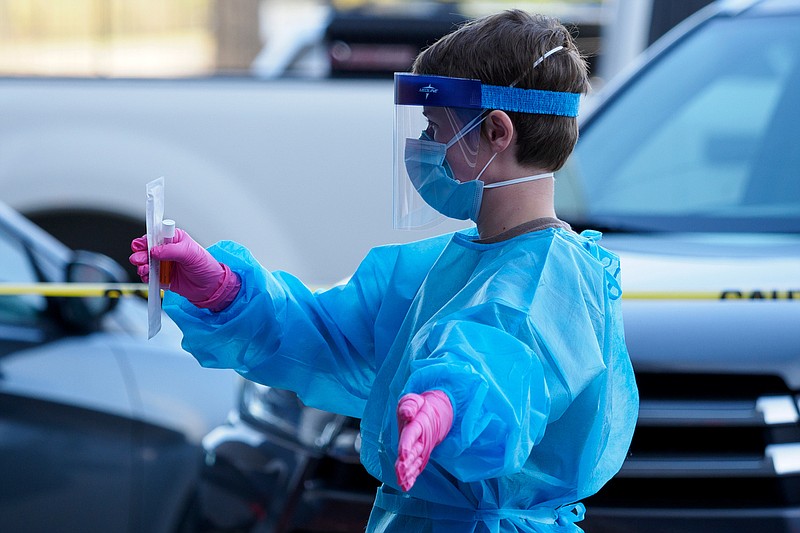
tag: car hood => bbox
[598,232,800,390]
[601,232,800,296]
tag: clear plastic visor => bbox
[393,103,486,229]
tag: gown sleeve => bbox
[163,240,397,418]
[402,306,550,482]
[401,240,610,483]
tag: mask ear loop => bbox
[445,109,492,173]
[475,152,498,181]
[445,110,490,150]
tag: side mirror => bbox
[57,250,128,332]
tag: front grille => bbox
[296,373,800,513]
[588,372,800,509]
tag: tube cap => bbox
[162,219,176,240]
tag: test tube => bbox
[160,219,176,289]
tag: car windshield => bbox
[556,13,800,233]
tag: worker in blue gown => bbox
[130,9,638,532]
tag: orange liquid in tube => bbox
[160,219,176,288]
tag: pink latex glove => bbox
[395,390,453,491]
[129,228,240,312]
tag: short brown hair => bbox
[412,10,589,170]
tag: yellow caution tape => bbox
[0,284,794,302]
[0,283,150,298]
[622,291,723,300]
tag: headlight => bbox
[240,381,344,449]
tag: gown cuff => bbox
[190,263,242,312]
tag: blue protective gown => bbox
[164,226,639,533]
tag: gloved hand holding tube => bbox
[129,228,241,312]
[395,390,453,491]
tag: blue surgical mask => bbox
[404,127,553,223]
[404,130,486,222]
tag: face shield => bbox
[392,71,582,230]
[394,74,488,229]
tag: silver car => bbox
[0,200,239,533]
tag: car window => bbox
[0,225,46,324]
[558,14,800,232]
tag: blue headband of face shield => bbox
[394,73,580,117]
[393,72,578,229]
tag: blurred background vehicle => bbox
[0,199,239,533]
[0,0,711,286]
[195,1,800,532]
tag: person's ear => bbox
[483,110,515,152]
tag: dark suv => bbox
[196,1,800,531]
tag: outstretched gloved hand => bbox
[129,229,241,312]
[395,390,453,491]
